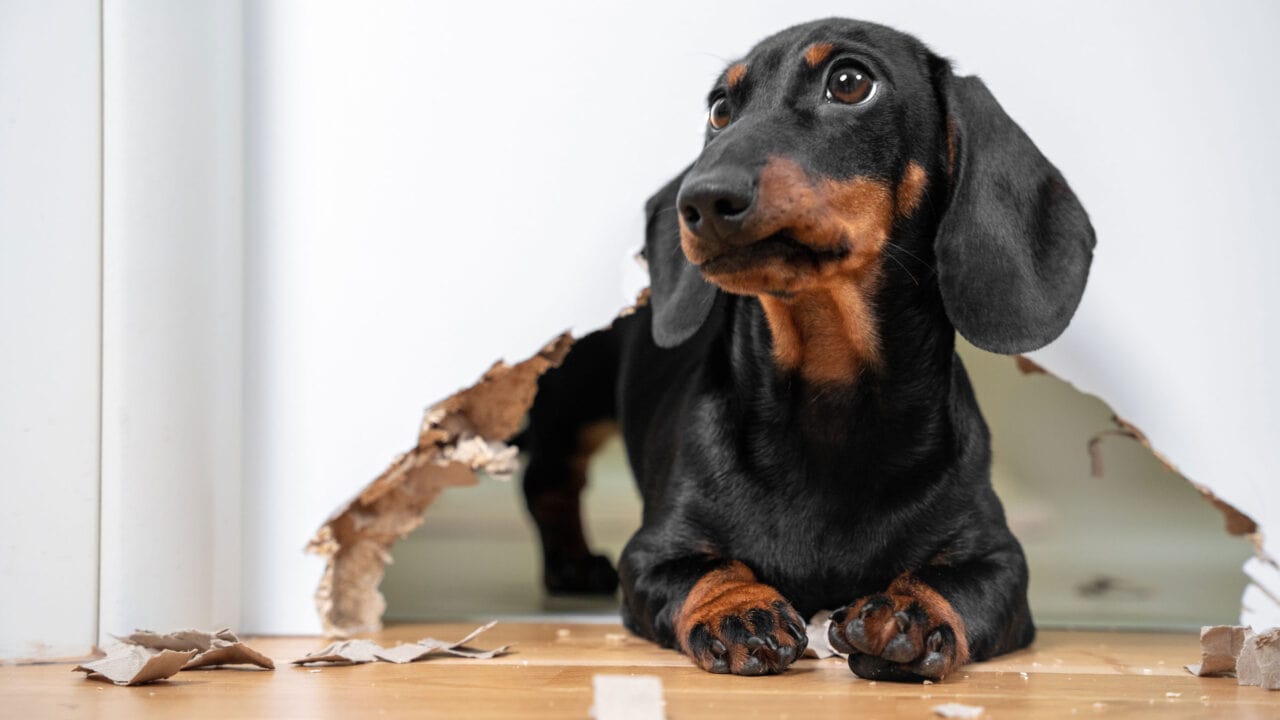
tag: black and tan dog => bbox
[520,18,1094,682]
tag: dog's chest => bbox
[695,454,934,614]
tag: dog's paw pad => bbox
[828,586,966,682]
[683,597,807,675]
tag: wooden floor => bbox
[3,624,1278,719]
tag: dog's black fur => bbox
[521,18,1094,682]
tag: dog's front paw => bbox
[828,578,970,682]
[676,563,807,675]
[683,596,807,675]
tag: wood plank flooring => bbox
[3,623,1277,719]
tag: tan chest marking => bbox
[759,285,883,384]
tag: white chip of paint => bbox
[590,674,666,720]
[932,702,984,718]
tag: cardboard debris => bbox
[1186,625,1249,677]
[1236,630,1263,686]
[74,646,198,686]
[931,703,984,718]
[1237,628,1280,689]
[296,638,383,665]
[803,610,841,659]
[589,674,666,720]
[116,628,275,670]
[1185,625,1280,689]
[307,333,575,636]
[74,628,274,685]
[293,621,510,666]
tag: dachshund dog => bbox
[520,17,1094,682]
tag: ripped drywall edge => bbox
[306,291,651,637]
[1023,353,1273,576]
[1025,357,1274,625]
[1013,354,1047,375]
[1087,411,1266,556]
[306,332,575,637]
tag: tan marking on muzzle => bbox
[679,156,895,384]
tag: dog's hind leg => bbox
[519,326,621,595]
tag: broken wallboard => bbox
[1186,625,1280,690]
[74,629,273,685]
[293,621,510,665]
[307,333,574,636]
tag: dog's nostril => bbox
[682,205,702,226]
[713,197,750,218]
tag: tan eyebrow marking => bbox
[804,42,835,68]
[726,63,747,88]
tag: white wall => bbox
[242,0,1280,633]
[0,0,102,660]
[98,0,244,640]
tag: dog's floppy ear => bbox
[644,168,718,348]
[932,64,1096,355]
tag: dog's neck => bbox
[757,285,884,385]
[726,277,957,455]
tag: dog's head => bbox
[646,18,1095,356]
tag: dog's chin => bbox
[697,232,847,295]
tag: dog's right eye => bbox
[708,97,731,130]
[826,62,875,105]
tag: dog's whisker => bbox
[883,241,934,270]
[882,246,920,286]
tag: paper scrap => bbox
[296,638,383,665]
[932,702,984,718]
[117,628,275,670]
[74,627,273,685]
[74,646,198,686]
[590,674,666,720]
[294,621,510,666]
[803,609,842,659]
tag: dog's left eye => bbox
[708,96,731,130]
[826,63,875,104]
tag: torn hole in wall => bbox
[306,332,576,636]
[308,295,1268,635]
[950,342,1257,628]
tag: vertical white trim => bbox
[98,0,243,641]
[0,0,104,661]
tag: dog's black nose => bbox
[678,172,756,241]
